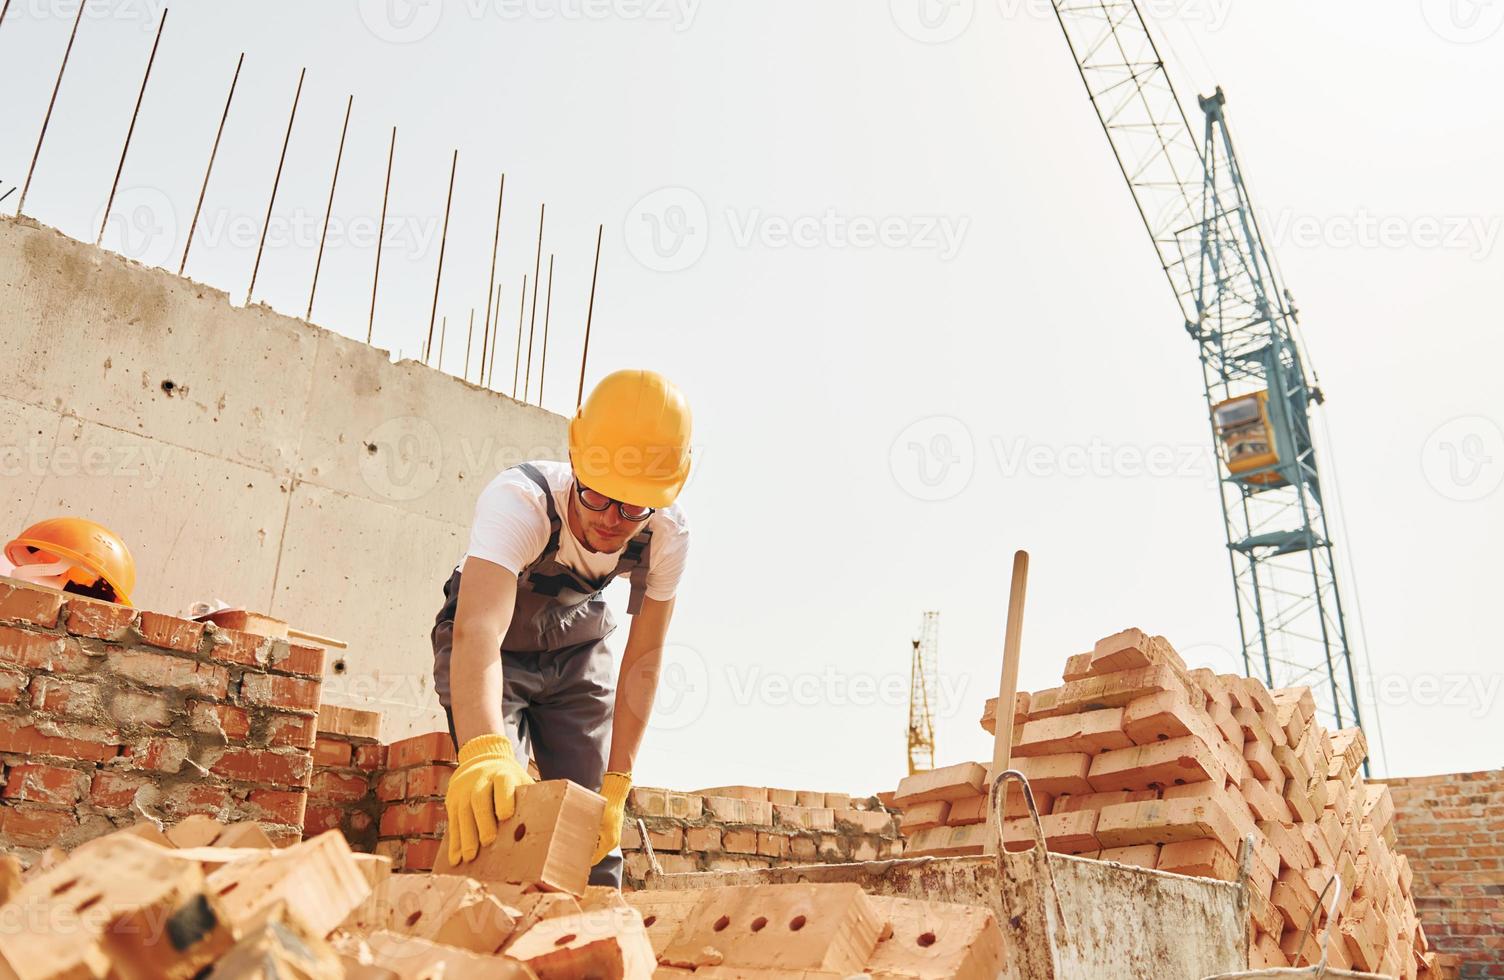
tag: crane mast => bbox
[1049,1,1365,744]
[908,611,939,776]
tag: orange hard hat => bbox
[5,517,136,606]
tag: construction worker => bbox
[432,369,692,887]
[4,517,136,606]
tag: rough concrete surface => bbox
[0,215,567,738]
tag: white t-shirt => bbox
[464,460,689,602]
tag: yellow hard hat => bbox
[5,517,136,606]
[568,370,692,508]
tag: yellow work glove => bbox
[445,734,534,865]
[592,771,632,866]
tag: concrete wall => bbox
[0,215,567,738]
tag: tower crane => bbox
[907,611,939,775]
[1048,2,1367,749]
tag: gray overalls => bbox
[431,462,652,888]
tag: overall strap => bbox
[513,462,563,559]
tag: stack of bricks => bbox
[4,782,1004,980]
[303,704,386,852]
[892,626,1440,979]
[1377,770,1502,980]
[0,576,323,858]
[374,731,457,873]
[622,783,903,888]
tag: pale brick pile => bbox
[0,782,1003,979]
[0,578,323,857]
[624,784,903,887]
[892,627,1443,978]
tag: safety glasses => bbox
[573,481,655,522]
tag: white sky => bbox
[2,0,1500,795]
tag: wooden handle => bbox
[286,627,349,650]
[985,550,1030,855]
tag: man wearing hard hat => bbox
[432,369,693,887]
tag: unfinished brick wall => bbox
[374,732,457,872]
[297,720,901,885]
[302,704,386,852]
[622,785,902,887]
[0,577,324,859]
[1379,770,1503,980]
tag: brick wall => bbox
[374,732,457,872]
[303,704,386,852]
[298,723,902,886]
[622,785,902,888]
[1380,770,1504,979]
[0,577,324,859]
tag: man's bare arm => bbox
[450,556,518,747]
[607,595,677,773]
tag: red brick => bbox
[0,627,90,672]
[111,650,228,698]
[0,580,65,627]
[206,627,272,667]
[63,598,138,640]
[312,737,353,768]
[28,676,104,717]
[1,763,90,804]
[189,701,250,741]
[386,732,457,770]
[240,673,320,713]
[301,804,346,836]
[246,789,308,827]
[208,747,312,787]
[89,771,148,809]
[757,832,787,858]
[0,670,24,705]
[0,716,119,762]
[0,803,79,847]
[376,770,406,802]
[723,829,758,854]
[265,712,317,750]
[404,837,441,871]
[270,642,325,678]
[135,611,205,653]
[310,770,370,803]
[405,765,452,800]
[380,801,447,838]
[686,826,722,852]
[161,788,231,822]
[353,743,386,771]
[125,736,189,773]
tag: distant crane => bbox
[1048,1,1366,746]
[908,611,939,775]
